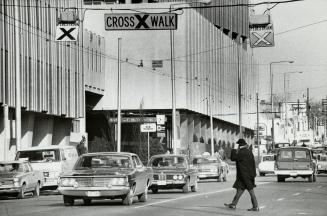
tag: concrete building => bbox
[83,0,259,158]
[0,0,105,160]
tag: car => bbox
[258,154,275,176]
[57,152,153,206]
[0,161,44,198]
[148,154,198,193]
[317,154,327,174]
[274,147,317,182]
[16,145,78,189]
[192,156,229,182]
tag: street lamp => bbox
[270,60,294,146]
[170,0,211,155]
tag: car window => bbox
[75,155,132,169]
[294,150,309,159]
[17,149,60,162]
[0,163,24,173]
[263,156,274,161]
[150,156,187,168]
[279,150,293,159]
[132,156,143,168]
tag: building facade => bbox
[0,0,105,160]
[83,0,259,157]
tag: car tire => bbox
[33,182,40,197]
[259,172,265,176]
[63,195,75,206]
[151,188,158,194]
[183,178,190,193]
[138,187,148,202]
[122,187,135,206]
[83,198,92,205]
[308,174,313,182]
[277,175,285,182]
[17,184,26,199]
[191,180,198,192]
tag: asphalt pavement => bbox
[1,168,326,216]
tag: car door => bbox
[293,149,311,170]
[22,163,34,191]
[132,156,146,194]
[277,149,294,170]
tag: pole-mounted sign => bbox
[104,13,177,31]
[55,25,79,41]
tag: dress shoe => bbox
[247,207,259,211]
[224,203,236,209]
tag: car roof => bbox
[18,145,76,151]
[278,147,310,150]
[150,154,187,158]
[81,152,137,157]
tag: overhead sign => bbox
[55,25,79,41]
[104,13,177,30]
[141,123,157,133]
[157,125,165,132]
[250,28,274,48]
[156,115,166,125]
[109,117,156,123]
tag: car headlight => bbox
[212,168,218,173]
[178,175,183,180]
[318,164,322,169]
[59,178,77,187]
[173,175,178,180]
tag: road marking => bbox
[277,198,285,201]
[297,213,311,215]
[317,186,322,188]
[134,182,271,209]
[260,205,266,209]
[305,188,311,191]
[293,193,301,196]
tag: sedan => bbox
[58,152,153,206]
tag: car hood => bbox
[195,163,219,169]
[62,168,134,177]
[151,167,187,173]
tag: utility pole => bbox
[256,93,260,164]
[297,99,300,131]
[306,88,310,130]
[237,40,243,138]
[117,38,122,152]
[15,0,21,152]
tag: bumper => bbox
[0,186,21,194]
[43,177,58,187]
[258,169,275,174]
[198,172,219,179]
[274,170,313,176]
[58,186,130,198]
[150,180,186,189]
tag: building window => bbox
[71,119,80,133]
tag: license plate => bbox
[87,191,100,197]
[157,180,166,185]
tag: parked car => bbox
[274,147,317,182]
[15,145,78,189]
[58,152,152,206]
[192,156,229,182]
[0,161,44,198]
[258,154,275,176]
[148,154,198,193]
[317,154,327,174]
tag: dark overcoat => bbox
[231,146,256,190]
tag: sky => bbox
[250,0,327,103]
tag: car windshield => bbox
[0,163,24,173]
[262,156,274,161]
[275,143,290,148]
[294,150,309,159]
[279,150,293,159]
[74,155,132,169]
[149,156,187,168]
[192,157,218,165]
[16,150,60,162]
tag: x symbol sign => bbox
[135,15,149,29]
[253,31,271,45]
[57,28,76,41]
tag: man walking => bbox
[224,138,259,211]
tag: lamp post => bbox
[170,0,211,155]
[270,60,293,147]
[283,71,303,141]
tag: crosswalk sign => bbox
[250,28,274,48]
[55,25,79,42]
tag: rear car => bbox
[274,147,317,182]
[0,161,44,198]
[258,154,275,176]
[148,154,198,193]
[317,154,327,174]
[15,145,78,189]
[192,156,228,182]
[58,152,152,206]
